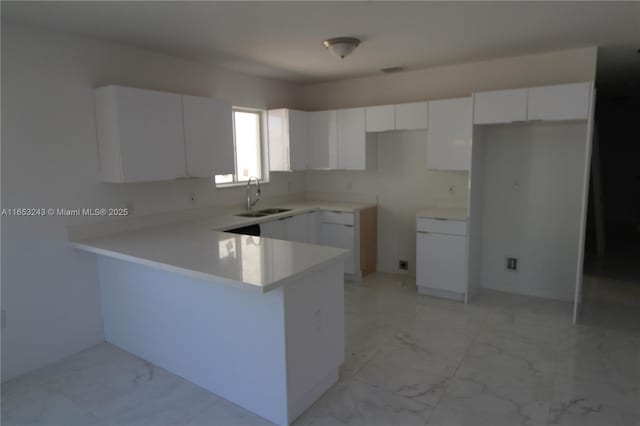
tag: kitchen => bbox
[2,2,640,426]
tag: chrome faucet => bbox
[246,176,261,211]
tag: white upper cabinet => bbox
[365,105,395,132]
[267,109,309,172]
[473,88,528,124]
[182,95,234,178]
[94,85,186,183]
[337,108,367,170]
[395,102,428,130]
[427,97,473,171]
[309,110,338,169]
[527,82,591,121]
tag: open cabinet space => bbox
[467,122,590,304]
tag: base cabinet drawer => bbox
[417,218,467,235]
[416,232,466,293]
[322,211,354,226]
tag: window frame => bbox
[214,106,270,188]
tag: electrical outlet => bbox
[399,260,408,271]
[506,257,518,271]
[448,185,456,195]
[190,192,197,204]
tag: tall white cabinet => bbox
[94,85,234,183]
[309,110,338,170]
[267,109,309,171]
[337,108,376,170]
[426,97,472,171]
[182,95,234,177]
[95,86,186,182]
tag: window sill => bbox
[215,180,269,189]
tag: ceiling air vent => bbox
[380,66,406,74]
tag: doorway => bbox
[581,53,640,330]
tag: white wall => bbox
[303,47,597,276]
[303,47,598,110]
[0,22,304,381]
[477,123,588,301]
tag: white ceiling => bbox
[2,1,639,85]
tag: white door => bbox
[473,88,528,125]
[114,86,186,182]
[285,214,309,243]
[260,220,286,240]
[365,105,395,132]
[527,82,591,121]
[337,108,366,170]
[395,102,428,130]
[182,95,234,177]
[416,232,466,293]
[289,110,310,171]
[309,110,338,169]
[322,223,355,274]
[427,97,472,171]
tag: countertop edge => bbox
[71,241,349,293]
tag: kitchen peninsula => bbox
[70,200,375,426]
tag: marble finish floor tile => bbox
[3,272,639,426]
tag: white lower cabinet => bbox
[260,219,286,240]
[258,208,375,279]
[416,218,468,301]
[322,222,355,275]
[285,214,309,243]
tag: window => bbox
[215,108,266,186]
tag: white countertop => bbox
[71,201,376,293]
[416,206,468,221]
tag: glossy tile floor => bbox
[2,273,639,426]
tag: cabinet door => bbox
[473,88,527,125]
[307,211,321,244]
[416,232,466,293]
[337,108,366,170]
[182,95,234,177]
[285,214,309,243]
[322,223,355,274]
[309,111,338,169]
[289,110,310,171]
[395,102,428,130]
[365,105,395,132]
[102,86,186,182]
[427,97,472,171]
[267,109,290,172]
[527,82,590,121]
[260,220,286,240]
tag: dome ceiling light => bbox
[323,37,361,59]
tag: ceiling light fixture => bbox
[323,37,361,59]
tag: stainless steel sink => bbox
[234,208,292,218]
[235,212,269,218]
[256,208,292,215]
